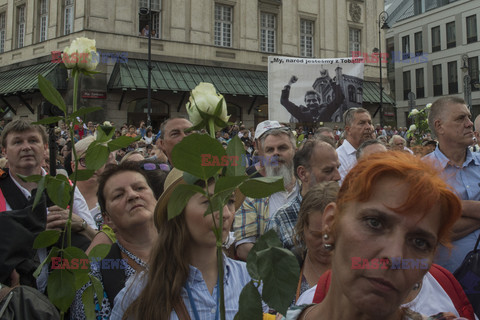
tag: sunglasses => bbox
[140,162,170,172]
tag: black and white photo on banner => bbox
[268,56,364,124]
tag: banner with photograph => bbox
[268,56,364,123]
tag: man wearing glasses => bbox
[337,107,374,183]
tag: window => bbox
[349,28,361,56]
[260,12,276,53]
[64,0,74,35]
[446,21,455,49]
[348,85,356,102]
[416,68,425,98]
[402,36,410,60]
[468,56,479,92]
[39,0,48,42]
[17,5,26,48]
[214,4,232,47]
[466,15,477,44]
[431,26,440,52]
[403,71,411,100]
[0,12,5,53]
[139,0,161,38]
[433,64,442,96]
[414,0,423,15]
[414,31,423,56]
[300,19,314,57]
[448,61,458,94]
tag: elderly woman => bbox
[111,168,257,319]
[71,162,158,319]
[287,151,464,320]
[293,181,339,302]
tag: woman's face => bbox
[184,183,235,248]
[103,171,156,232]
[324,177,441,317]
[304,210,330,265]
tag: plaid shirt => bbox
[264,194,302,251]
[233,197,269,243]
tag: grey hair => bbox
[343,107,369,127]
[428,97,466,137]
[259,128,296,152]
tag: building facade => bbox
[386,0,480,128]
[0,0,389,130]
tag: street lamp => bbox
[139,2,152,127]
[378,11,390,127]
[461,54,472,111]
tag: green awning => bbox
[0,62,67,96]
[108,59,268,96]
[362,80,395,105]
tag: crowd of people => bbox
[0,95,479,319]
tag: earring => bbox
[323,234,333,250]
[413,282,420,290]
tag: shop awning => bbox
[362,80,396,105]
[0,62,68,97]
[108,59,268,97]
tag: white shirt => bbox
[296,272,478,319]
[336,139,357,184]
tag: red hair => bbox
[338,151,461,247]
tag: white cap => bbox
[254,120,282,140]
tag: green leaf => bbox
[74,272,90,290]
[17,174,47,210]
[33,230,61,249]
[88,244,111,261]
[33,116,63,125]
[85,143,110,171]
[33,247,59,278]
[17,174,43,183]
[167,184,206,220]
[68,107,103,120]
[90,274,105,308]
[234,281,263,320]
[81,285,96,320]
[171,134,226,180]
[246,229,283,279]
[38,75,67,114]
[47,268,76,312]
[71,169,95,181]
[45,175,72,209]
[239,177,285,198]
[257,246,300,315]
[225,135,246,177]
[97,125,115,140]
[214,176,248,194]
[107,136,139,152]
[63,246,90,274]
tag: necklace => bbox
[117,241,148,269]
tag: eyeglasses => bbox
[140,162,170,172]
[79,158,87,168]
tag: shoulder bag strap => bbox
[173,298,191,320]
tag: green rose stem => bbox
[206,117,226,320]
[65,69,81,249]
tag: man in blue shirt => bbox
[423,96,480,273]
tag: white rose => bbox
[186,82,230,128]
[62,37,99,71]
[409,124,417,132]
[409,109,419,116]
[425,103,432,109]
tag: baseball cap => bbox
[254,120,283,140]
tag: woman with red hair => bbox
[287,151,474,319]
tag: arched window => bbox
[348,85,356,102]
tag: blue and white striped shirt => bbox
[111,256,253,320]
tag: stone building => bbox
[0,0,391,129]
[385,0,480,128]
